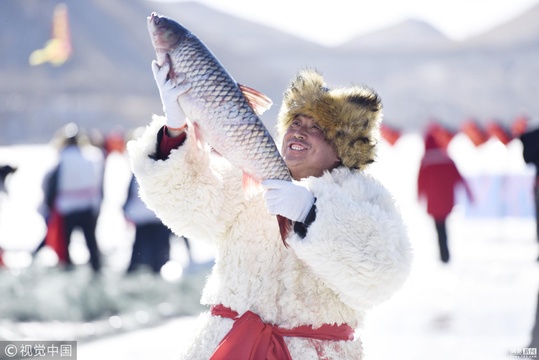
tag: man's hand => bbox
[262,180,315,223]
[152,59,191,129]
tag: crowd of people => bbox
[0,122,192,275]
[0,119,536,271]
[0,118,535,274]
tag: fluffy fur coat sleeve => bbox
[127,116,245,243]
[289,168,412,311]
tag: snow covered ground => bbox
[76,217,539,360]
[0,134,537,360]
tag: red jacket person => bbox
[418,132,473,263]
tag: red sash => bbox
[210,304,354,360]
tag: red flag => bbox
[511,115,529,137]
[486,120,512,145]
[380,124,402,145]
[461,119,488,146]
[426,121,455,150]
[104,128,126,155]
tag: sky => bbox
[152,0,539,46]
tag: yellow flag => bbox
[29,3,72,66]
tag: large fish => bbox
[147,12,292,239]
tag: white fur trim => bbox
[287,168,413,311]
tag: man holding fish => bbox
[127,12,412,360]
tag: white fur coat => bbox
[127,116,412,360]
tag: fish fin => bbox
[192,121,205,150]
[165,53,176,81]
[239,84,273,115]
[190,120,221,155]
[242,172,263,199]
[277,215,291,246]
[210,147,222,157]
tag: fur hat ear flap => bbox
[277,68,383,170]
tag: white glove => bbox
[262,179,315,223]
[151,60,191,129]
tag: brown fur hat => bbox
[277,69,382,170]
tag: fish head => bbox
[147,12,189,66]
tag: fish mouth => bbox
[147,12,168,39]
[147,13,160,48]
[147,12,179,65]
[148,12,162,27]
[147,12,159,31]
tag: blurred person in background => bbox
[0,165,17,194]
[519,126,539,350]
[418,131,473,263]
[520,127,539,244]
[0,165,17,268]
[38,123,105,272]
[0,164,17,220]
[123,173,173,274]
[104,126,126,156]
[123,128,193,274]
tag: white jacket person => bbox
[128,65,412,359]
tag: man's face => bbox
[281,114,340,180]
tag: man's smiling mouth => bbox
[289,142,307,151]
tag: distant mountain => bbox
[0,0,325,144]
[339,19,453,52]
[1,0,538,145]
[461,3,539,48]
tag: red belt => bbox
[210,304,354,360]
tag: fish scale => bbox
[147,12,291,185]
